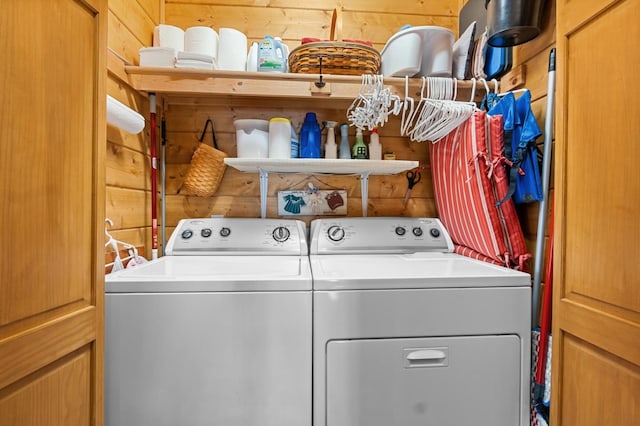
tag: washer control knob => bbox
[219,227,231,237]
[181,229,193,239]
[430,228,441,238]
[327,225,345,242]
[395,226,407,236]
[272,226,291,243]
[412,227,423,237]
[201,228,212,238]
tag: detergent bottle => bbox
[274,36,290,72]
[257,36,285,72]
[299,112,321,158]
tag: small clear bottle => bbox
[368,128,382,160]
[351,128,368,159]
[338,123,351,159]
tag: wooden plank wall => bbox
[159,0,458,241]
[106,0,162,259]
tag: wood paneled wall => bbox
[156,1,457,242]
[106,0,162,259]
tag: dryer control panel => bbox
[166,218,308,255]
[310,217,454,254]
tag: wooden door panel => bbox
[553,0,640,424]
[0,0,97,327]
[560,335,640,425]
[563,0,640,315]
[0,0,105,424]
[0,347,92,425]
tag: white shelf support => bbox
[258,168,269,219]
[360,172,370,217]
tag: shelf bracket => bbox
[360,172,370,217]
[258,168,269,218]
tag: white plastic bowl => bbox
[380,26,454,78]
[234,119,269,158]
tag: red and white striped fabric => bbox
[430,110,530,270]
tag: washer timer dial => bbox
[327,225,346,242]
[272,226,291,243]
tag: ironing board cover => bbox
[430,110,530,270]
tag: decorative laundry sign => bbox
[278,188,347,216]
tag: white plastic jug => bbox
[258,36,286,72]
[246,42,258,71]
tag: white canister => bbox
[268,117,292,159]
[218,28,248,71]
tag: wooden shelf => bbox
[224,158,419,217]
[124,66,484,102]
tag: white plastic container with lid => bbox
[234,119,269,158]
[268,117,292,158]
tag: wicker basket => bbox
[288,8,381,76]
[180,118,227,197]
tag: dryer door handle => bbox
[404,348,449,368]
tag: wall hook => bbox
[315,57,326,88]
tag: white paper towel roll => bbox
[184,26,218,58]
[153,24,184,52]
[107,95,145,134]
[217,28,247,71]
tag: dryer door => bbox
[326,335,521,426]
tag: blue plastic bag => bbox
[487,90,543,204]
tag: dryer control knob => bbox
[219,227,231,237]
[395,226,407,236]
[272,226,291,243]
[201,228,212,238]
[327,225,345,242]
[412,227,423,237]
[430,228,441,238]
[181,229,194,239]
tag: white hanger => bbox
[105,218,137,270]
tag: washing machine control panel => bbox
[310,217,454,254]
[166,218,308,255]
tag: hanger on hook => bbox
[498,87,530,97]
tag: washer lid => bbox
[310,252,530,290]
[106,256,312,292]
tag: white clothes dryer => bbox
[105,218,312,426]
[309,217,531,426]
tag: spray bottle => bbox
[351,128,368,159]
[338,123,351,159]
[324,121,337,159]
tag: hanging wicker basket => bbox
[179,118,227,197]
[288,8,381,76]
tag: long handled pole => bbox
[532,49,556,325]
[150,93,158,260]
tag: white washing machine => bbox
[105,218,312,426]
[309,217,531,426]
